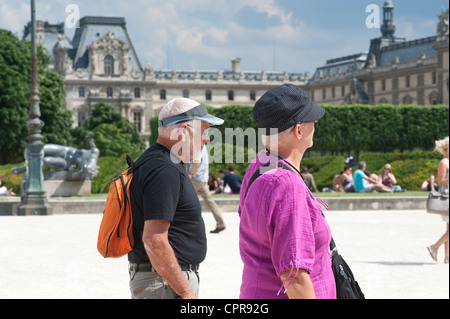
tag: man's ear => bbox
[178,124,189,142]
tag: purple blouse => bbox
[238,151,336,299]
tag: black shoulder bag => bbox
[244,161,365,299]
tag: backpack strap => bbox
[126,153,160,174]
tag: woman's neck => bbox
[273,148,303,172]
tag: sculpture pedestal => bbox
[43,171,91,197]
[43,179,91,197]
[20,171,92,197]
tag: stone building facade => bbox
[23,3,448,143]
[23,17,307,142]
[306,1,449,106]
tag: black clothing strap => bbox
[243,159,335,251]
[244,161,294,200]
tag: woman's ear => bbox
[295,124,303,141]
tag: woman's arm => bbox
[280,268,316,299]
[437,159,449,187]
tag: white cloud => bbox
[242,0,292,23]
[1,0,444,73]
[0,2,30,36]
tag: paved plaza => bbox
[0,209,448,299]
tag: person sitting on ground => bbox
[421,175,440,192]
[0,178,16,196]
[378,163,405,192]
[208,173,221,194]
[354,162,393,193]
[219,166,243,194]
[301,167,319,192]
[332,170,344,192]
[339,165,355,193]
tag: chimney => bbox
[231,58,241,73]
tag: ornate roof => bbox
[69,16,142,72]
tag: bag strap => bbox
[243,160,337,252]
[126,153,161,174]
[243,161,294,199]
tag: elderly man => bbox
[128,98,223,299]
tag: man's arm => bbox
[188,162,200,179]
[142,219,197,299]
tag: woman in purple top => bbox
[239,84,336,299]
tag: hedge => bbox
[150,104,449,156]
[314,104,449,156]
[147,103,448,190]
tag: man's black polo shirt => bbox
[128,144,207,267]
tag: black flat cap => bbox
[253,84,325,135]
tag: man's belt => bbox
[129,263,199,273]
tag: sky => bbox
[0,0,448,74]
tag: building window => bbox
[402,95,413,104]
[133,111,142,132]
[78,87,85,98]
[160,89,166,100]
[432,71,437,85]
[228,90,234,101]
[183,89,189,98]
[322,89,326,100]
[429,91,439,105]
[250,90,256,101]
[205,90,212,101]
[78,112,86,127]
[134,88,141,98]
[341,86,345,97]
[106,87,113,98]
[381,79,386,92]
[104,55,114,75]
[405,75,410,89]
[332,87,335,99]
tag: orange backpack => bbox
[97,154,155,258]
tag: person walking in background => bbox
[301,167,318,192]
[427,137,449,264]
[187,147,226,234]
[239,84,336,299]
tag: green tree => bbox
[0,29,73,164]
[72,102,145,157]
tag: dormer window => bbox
[104,55,114,75]
[134,87,141,98]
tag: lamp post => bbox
[18,0,52,216]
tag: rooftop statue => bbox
[12,134,100,181]
[437,7,449,36]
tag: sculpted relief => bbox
[88,32,130,77]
